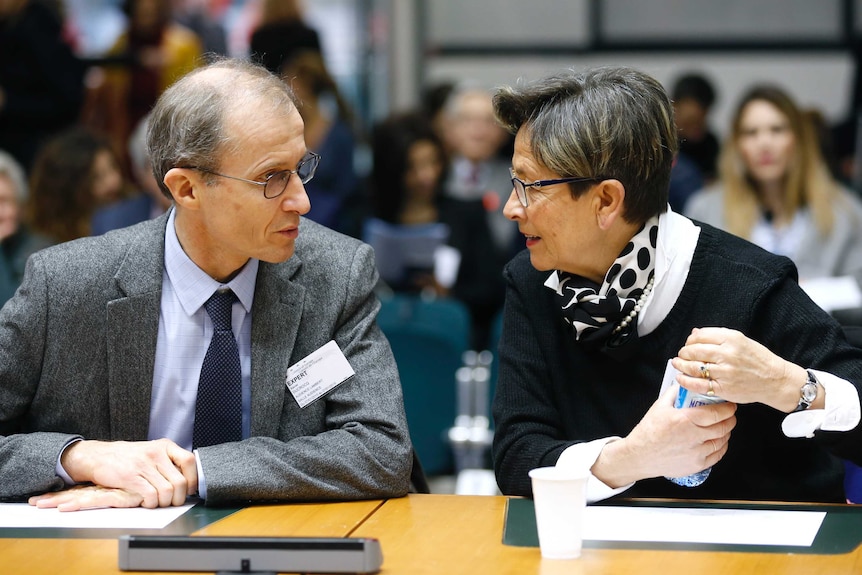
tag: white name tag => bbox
[285,340,355,408]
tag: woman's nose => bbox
[502,188,523,220]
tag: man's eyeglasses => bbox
[185,151,321,199]
[509,168,604,207]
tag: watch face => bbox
[802,382,817,403]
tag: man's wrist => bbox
[60,439,95,483]
[56,437,84,485]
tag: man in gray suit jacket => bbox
[0,58,412,509]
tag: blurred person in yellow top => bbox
[97,0,202,164]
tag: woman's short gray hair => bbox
[0,149,28,203]
[147,57,298,198]
[493,66,677,224]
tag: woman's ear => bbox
[593,179,626,230]
[163,168,201,209]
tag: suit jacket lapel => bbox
[100,212,307,441]
[106,215,168,440]
[250,256,305,438]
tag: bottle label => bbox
[664,361,726,487]
[675,385,725,409]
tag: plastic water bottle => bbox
[665,386,726,487]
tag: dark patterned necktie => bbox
[193,289,242,449]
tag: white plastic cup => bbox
[529,466,588,560]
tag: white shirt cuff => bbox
[556,437,634,503]
[55,437,83,485]
[194,449,207,499]
[781,369,861,438]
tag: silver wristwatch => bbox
[792,370,819,413]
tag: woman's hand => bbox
[672,327,810,412]
[592,382,737,487]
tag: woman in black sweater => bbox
[491,67,862,503]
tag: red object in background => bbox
[482,191,500,212]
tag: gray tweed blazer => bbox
[0,211,412,503]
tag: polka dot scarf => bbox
[552,216,659,349]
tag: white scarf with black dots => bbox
[550,216,659,347]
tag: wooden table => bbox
[353,494,862,575]
[3,495,862,574]
[1,499,382,575]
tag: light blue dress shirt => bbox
[57,209,259,498]
[150,209,258,497]
[149,208,258,447]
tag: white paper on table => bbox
[584,506,826,547]
[0,503,194,529]
[433,244,461,289]
[799,275,862,313]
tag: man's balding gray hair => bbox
[147,57,298,198]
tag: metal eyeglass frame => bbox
[184,151,321,199]
[509,167,605,207]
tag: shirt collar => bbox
[543,205,700,334]
[163,208,259,316]
[637,206,700,334]
[654,205,700,285]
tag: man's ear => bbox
[593,179,626,230]
[163,168,201,209]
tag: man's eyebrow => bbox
[252,160,289,176]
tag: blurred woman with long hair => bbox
[686,85,862,291]
[28,128,127,243]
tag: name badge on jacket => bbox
[286,340,355,408]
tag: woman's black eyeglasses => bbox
[509,167,605,207]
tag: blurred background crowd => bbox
[5,0,862,486]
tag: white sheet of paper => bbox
[799,275,862,313]
[0,503,194,529]
[433,244,461,289]
[584,506,825,547]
